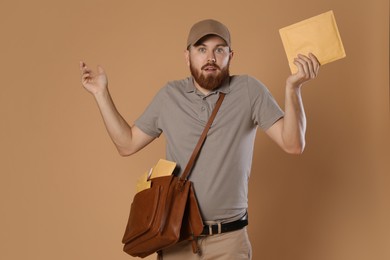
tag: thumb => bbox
[79,61,85,70]
[97,65,105,74]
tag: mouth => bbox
[204,67,217,72]
[202,64,220,72]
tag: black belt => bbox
[201,213,248,235]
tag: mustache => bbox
[201,63,221,70]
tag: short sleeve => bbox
[247,76,284,130]
[134,88,165,137]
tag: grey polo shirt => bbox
[135,75,284,221]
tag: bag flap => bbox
[122,185,161,243]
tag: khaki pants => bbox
[160,227,252,260]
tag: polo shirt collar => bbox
[185,76,232,96]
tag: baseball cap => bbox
[187,19,231,48]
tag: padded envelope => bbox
[279,10,346,73]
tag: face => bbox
[185,35,233,91]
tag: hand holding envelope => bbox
[285,52,321,87]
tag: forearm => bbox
[93,89,134,155]
[281,83,306,154]
[80,62,154,155]
[265,53,319,154]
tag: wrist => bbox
[286,81,302,92]
[93,87,110,100]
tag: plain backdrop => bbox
[0,0,389,259]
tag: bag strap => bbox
[180,92,226,181]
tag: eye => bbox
[215,47,226,54]
[198,47,207,53]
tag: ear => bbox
[229,50,234,61]
[184,49,190,67]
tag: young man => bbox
[80,19,320,259]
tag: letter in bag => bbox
[122,162,203,258]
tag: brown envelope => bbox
[279,10,346,73]
[149,159,177,179]
[136,169,152,193]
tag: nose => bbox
[207,50,216,64]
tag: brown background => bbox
[1,0,389,259]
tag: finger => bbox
[81,69,94,81]
[309,53,320,76]
[291,60,310,87]
[81,76,90,86]
[82,72,91,80]
[294,57,309,78]
[298,54,314,78]
[80,62,93,75]
[80,61,90,74]
[309,53,320,65]
[81,66,93,77]
[293,58,305,77]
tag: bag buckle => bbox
[176,179,187,191]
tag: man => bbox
[80,19,320,259]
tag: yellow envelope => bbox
[136,169,152,193]
[149,159,177,179]
[279,10,346,73]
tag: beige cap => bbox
[187,19,231,48]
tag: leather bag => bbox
[122,93,226,258]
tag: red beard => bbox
[190,60,230,91]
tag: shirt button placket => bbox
[199,100,208,122]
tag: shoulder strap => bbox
[180,92,226,181]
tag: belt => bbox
[201,213,248,235]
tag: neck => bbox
[193,80,212,95]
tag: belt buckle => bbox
[207,222,222,235]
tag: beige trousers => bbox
[159,227,252,260]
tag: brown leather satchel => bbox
[122,93,226,258]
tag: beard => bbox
[190,60,230,91]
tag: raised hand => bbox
[80,61,108,95]
[286,53,320,88]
